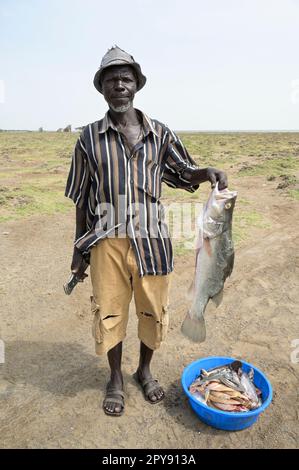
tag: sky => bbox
[1,0,299,131]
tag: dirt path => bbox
[0,181,298,449]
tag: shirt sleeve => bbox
[65,134,91,208]
[161,127,199,193]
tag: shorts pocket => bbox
[91,296,124,344]
[91,296,103,344]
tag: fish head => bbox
[203,183,237,238]
[220,191,237,225]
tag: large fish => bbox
[181,183,237,342]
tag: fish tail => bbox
[181,312,206,343]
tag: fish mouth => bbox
[215,191,237,203]
[214,182,237,200]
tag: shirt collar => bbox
[98,108,159,137]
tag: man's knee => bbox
[137,306,169,350]
[91,297,127,355]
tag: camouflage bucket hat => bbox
[93,45,147,94]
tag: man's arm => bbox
[75,205,87,240]
[71,206,88,279]
[161,126,228,191]
[65,132,91,280]
[181,166,228,190]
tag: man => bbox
[65,46,227,417]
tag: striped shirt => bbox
[65,109,199,277]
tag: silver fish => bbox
[240,371,261,408]
[205,367,245,393]
[198,368,245,393]
[203,360,242,376]
[181,183,237,342]
[192,391,206,404]
[221,373,245,393]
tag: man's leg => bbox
[90,238,133,416]
[136,341,164,403]
[103,341,124,415]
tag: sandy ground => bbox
[0,175,298,449]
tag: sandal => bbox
[103,382,125,417]
[133,371,165,404]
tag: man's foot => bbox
[103,381,125,416]
[133,368,165,404]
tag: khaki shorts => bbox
[90,237,171,355]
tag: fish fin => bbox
[181,313,206,343]
[224,252,235,279]
[204,389,210,404]
[211,289,223,307]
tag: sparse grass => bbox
[238,156,299,176]
[1,131,298,252]
[0,184,73,222]
[288,189,299,200]
[0,131,76,221]
[233,209,271,244]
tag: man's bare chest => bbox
[120,125,143,153]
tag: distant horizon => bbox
[1,128,299,134]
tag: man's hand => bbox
[206,167,228,190]
[71,247,88,281]
[181,166,228,189]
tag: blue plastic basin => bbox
[181,356,273,431]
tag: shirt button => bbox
[130,178,134,184]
